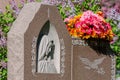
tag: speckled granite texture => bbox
[8,2,72,80]
[8,2,42,80]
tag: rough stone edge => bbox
[7,2,42,80]
[9,2,41,35]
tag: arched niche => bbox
[36,20,60,73]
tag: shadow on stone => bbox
[85,38,116,56]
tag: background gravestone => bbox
[8,2,72,80]
[72,38,116,80]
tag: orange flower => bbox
[74,14,82,19]
[96,11,104,17]
[76,28,84,37]
[91,30,97,38]
[99,33,106,39]
[82,35,90,39]
[67,19,76,27]
[108,30,114,41]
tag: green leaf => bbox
[2,26,10,33]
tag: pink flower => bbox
[64,16,74,23]
[64,18,70,22]
[80,11,102,22]
[75,22,81,28]
[93,27,101,34]
[86,28,92,35]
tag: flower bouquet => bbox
[64,10,114,40]
[64,10,115,55]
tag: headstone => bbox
[8,2,72,80]
[72,38,116,80]
[8,2,116,80]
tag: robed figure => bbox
[37,35,57,73]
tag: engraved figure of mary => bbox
[37,35,57,73]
